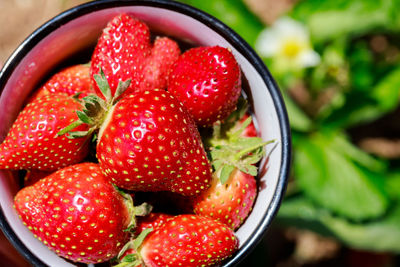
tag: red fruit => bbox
[14,162,134,264]
[193,168,257,230]
[168,46,241,126]
[24,169,52,187]
[31,64,93,101]
[139,215,238,267]
[96,89,212,196]
[91,14,180,99]
[0,92,90,171]
[136,213,174,234]
[142,37,181,91]
[195,109,268,229]
[239,113,257,138]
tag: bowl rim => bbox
[0,0,292,266]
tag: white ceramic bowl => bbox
[0,0,291,266]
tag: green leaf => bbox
[385,170,400,200]
[57,120,84,137]
[114,79,132,101]
[179,0,264,47]
[220,164,235,184]
[281,90,313,132]
[294,132,389,221]
[76,110,92,124]
[133,228,153,251]
[207,111,270,177]
[66,130,90,139]
[322,66,400,129]
[370,66,400,111]
[330,132,387,173]
[93,67,112,103]
[277,195,400,253]
[291,0,400,43]
[121,254,137,263]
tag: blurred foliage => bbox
[179,0,400,253]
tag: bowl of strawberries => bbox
[0,0,291,266]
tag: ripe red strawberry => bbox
[96,88,212,196]
[141,37,181,91]
[0,92,90,171]
[168,46,241,126]
[31,64,93,101]
[136,212,174,235]
[193,107,270,229]
[239,113,257,138]
[24,169,52,187]
[139,215,238,266]
[193,168,257,230]
[14,162,135,264]
[91,14,180,99]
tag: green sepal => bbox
[94,67,112,103]
[114,239,146,267]
[66,130,91,139]
[114,79,132,101]
[76,110,93,124]
[133,228,153,251]
[220,164,235,184]
[57,120,84,137]
[206,102,274,183]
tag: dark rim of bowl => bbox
[0,0,291,266]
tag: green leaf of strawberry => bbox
[193,106,273,229]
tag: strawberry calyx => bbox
[113,185,153,233]
[113,228,153,267]
[58,67,130,140]
[207,102,275,184]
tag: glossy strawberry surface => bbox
[140,214,238,267]
[96,89,212,196]
[0,92,89,170]
[14,162,133,264]
[32,64,93,100]
[193,168,257,230]
[168,46,241,126]
[136,212,174,234]
[91,14,180,99]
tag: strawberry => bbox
[137,215,238,266]
[168,46,241,126]
[239,113,257,138]
[31,64,93,101]
[23,169,52,187]
[0,92,90,171]
[193,104,271,229]
[90,14,180,99]
[14,162,136,264]
[141,37,181,91]
[136,212,174,235]
[59,71,212,196]
[193,168,257,230]
[96,88,212,196]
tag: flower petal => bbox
[297,49,321,67]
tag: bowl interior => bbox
[0,3,288,267]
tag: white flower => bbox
[256,17,320,70]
